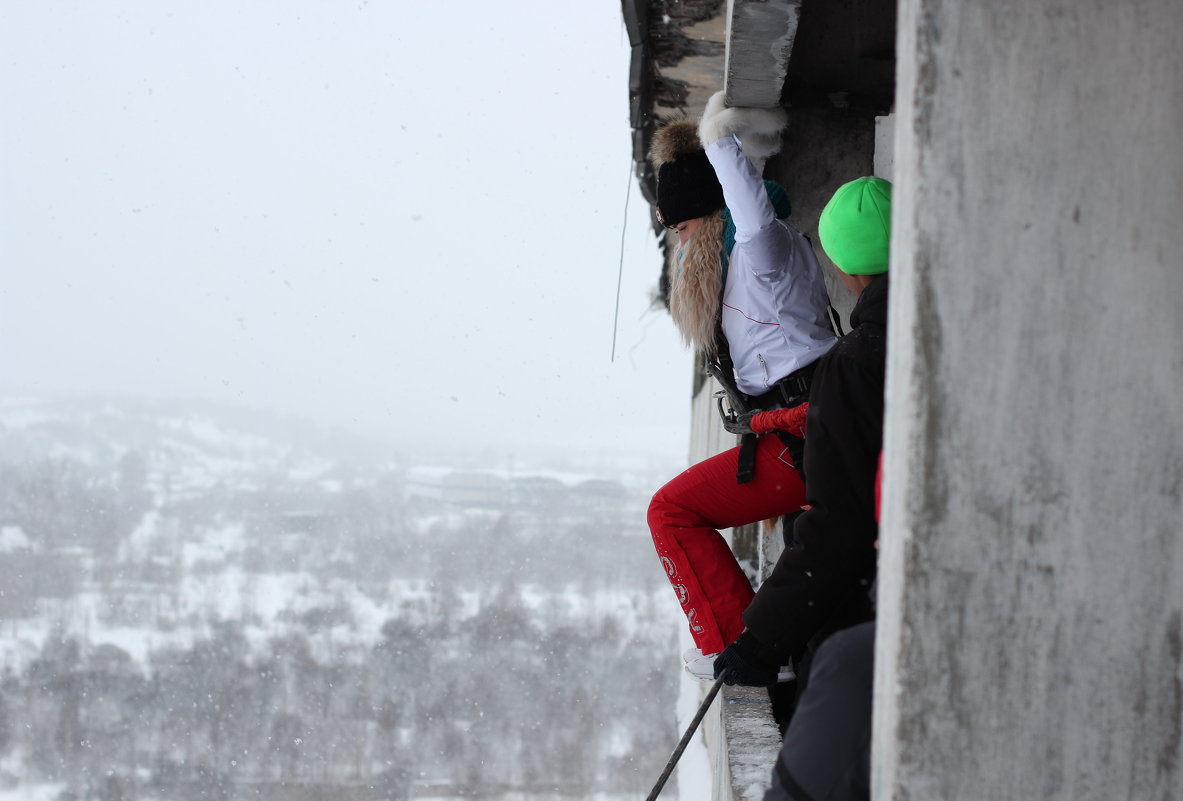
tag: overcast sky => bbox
[0,1,692,465]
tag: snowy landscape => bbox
[0,397,685,801]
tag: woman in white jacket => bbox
[647,94,837,679]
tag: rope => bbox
[611,158,633,362]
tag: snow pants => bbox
[648,433,807,655]
[763,622,874,801]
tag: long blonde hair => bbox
[668,211,726,356]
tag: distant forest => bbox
[0,405,680,801]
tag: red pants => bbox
[648,434,807,655]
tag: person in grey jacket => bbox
[762,622,875,801]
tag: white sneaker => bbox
[683,647,719,680]
[682,647,796,683]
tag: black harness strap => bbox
[703,335,760,485]
[735,432,758,484]
[828,303,845,337]
[745,361,815,412]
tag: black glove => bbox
[722,410,759,436]
[713,631,783,687]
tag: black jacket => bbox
[743,275,888,662]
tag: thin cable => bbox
[611,159,633,363]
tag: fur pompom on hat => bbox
[818,177,892,275]
[650,119,724,228]
[649,119,701,168]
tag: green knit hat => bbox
[818,177,892,275]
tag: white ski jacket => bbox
[707,135,837,396]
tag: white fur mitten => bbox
[697,90,788,165]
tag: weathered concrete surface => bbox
[877,1,1183,799]
[767,108,876,330]
[669,13,730,118]
[623,0,727,240]
[723,0,801,109]
[874,112,895,181]
[717,686,785,800]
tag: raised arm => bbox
[705,136,777,237]
[698,91,793,277]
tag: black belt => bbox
[742,362,815,411]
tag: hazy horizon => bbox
[1,1,693,464]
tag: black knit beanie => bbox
[650,119,725,228]
[656,151,725,227]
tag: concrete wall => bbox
[768,108,876,330]
[877,1,1183,799]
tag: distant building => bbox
[508,475,568,511]
[569,479,629,514]
[404,467,507,510]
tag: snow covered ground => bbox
[0,398,691,800]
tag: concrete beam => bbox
[723,0,801,108]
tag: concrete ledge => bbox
[709,686,783,800]
[724,0,802,108]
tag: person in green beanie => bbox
[818,176,892,285]
[713,176,892,690]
